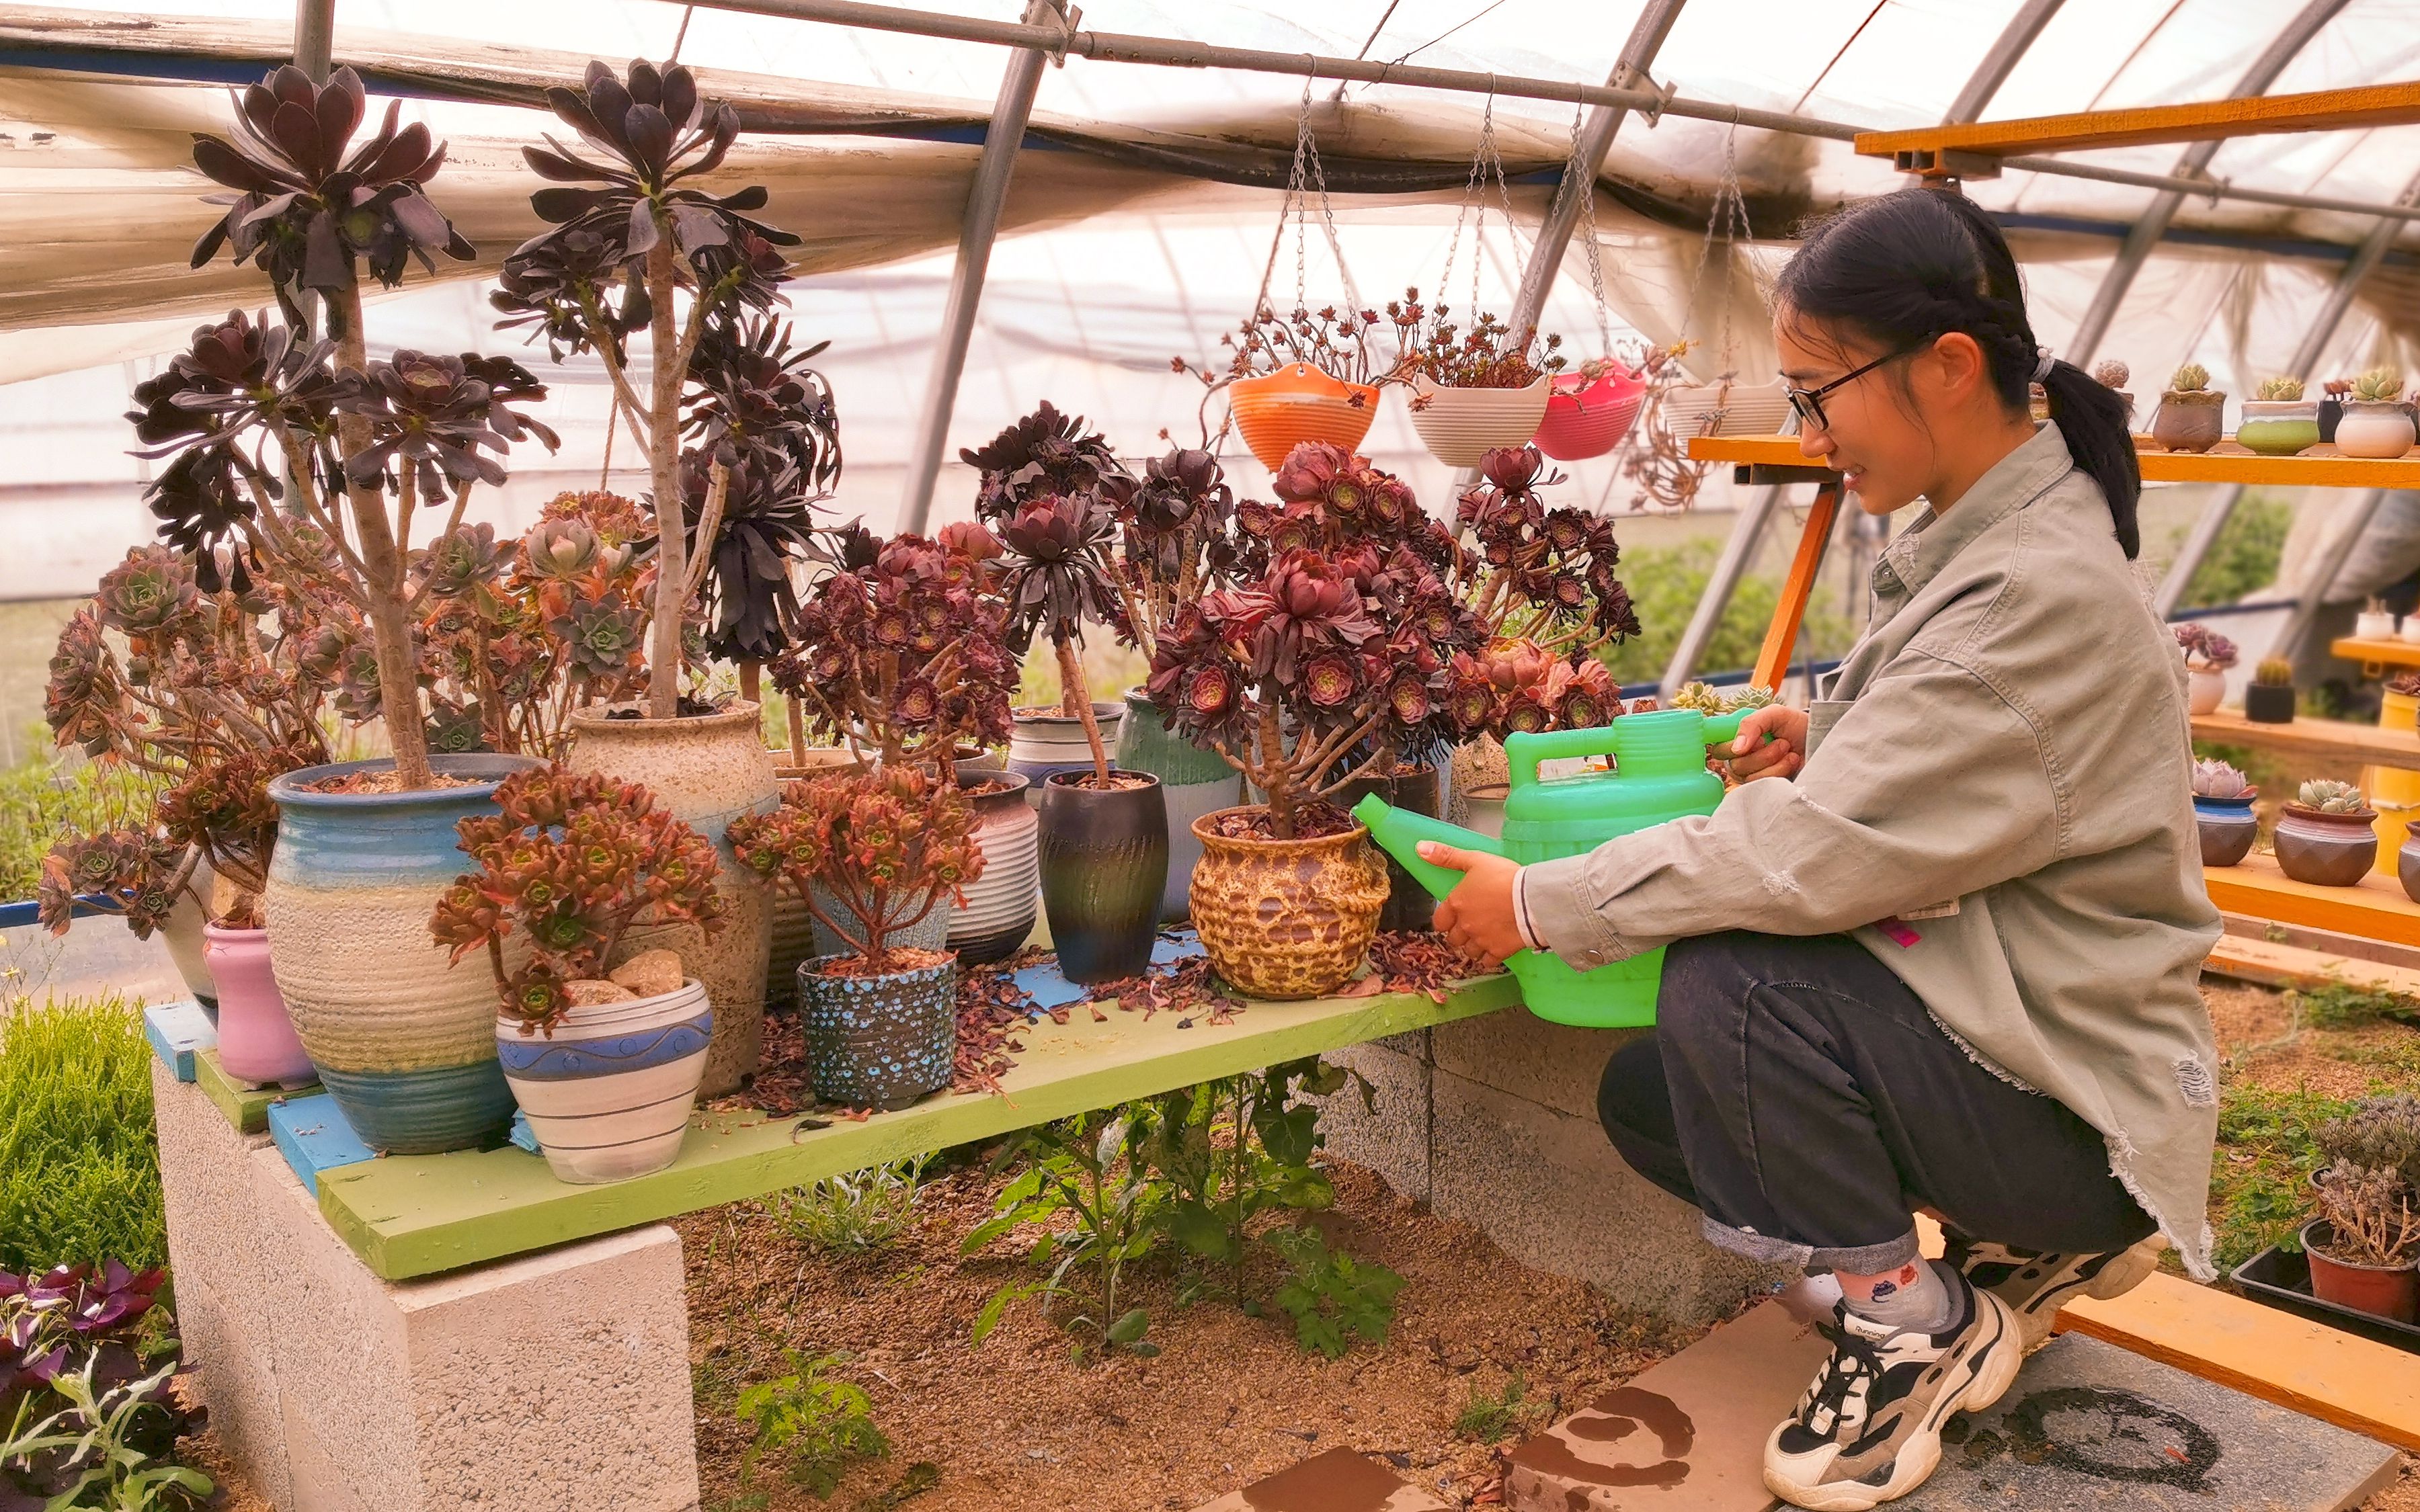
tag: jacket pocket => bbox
[1805,698,1855,759]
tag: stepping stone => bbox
[1505,1298,1830,1510]
[1899,1332,2398,1511]
[1191,1448,1451,1512]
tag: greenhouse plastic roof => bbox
[1,0,2418,546]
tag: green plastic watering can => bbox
[1351,707,1748,1028]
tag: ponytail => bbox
[1774,187,2142,558]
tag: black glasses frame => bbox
[1785,345,1920,430]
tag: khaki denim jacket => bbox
[1522,423,2224,1277]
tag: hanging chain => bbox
[1252,71,1362,323]
[1678,127,1754,379]
[1436,87,1491,321]
[1570,103,1613,355]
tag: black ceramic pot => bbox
[2319,396,2345,444]
[1334,764,1443,933]
[2244,682,2297,724]
[1038,771,1169,984]
[797,952,957,1111]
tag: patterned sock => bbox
[1838,1256,1957,1334]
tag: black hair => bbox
[1773,187,2140,558]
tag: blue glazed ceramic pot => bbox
[497,978,713,1184]
[2193,792,2259,868]
[263,754,540,1154]
[797,952,957,1111]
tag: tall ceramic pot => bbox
[950,773,1039,965]
[797,952,957,1111]
[1008,703,1125,804]
[1333,765,1443,932]
[1405,372,1551,467]
[2151,390,2225,452]
[1533,369,1645,461]
[264,754,539,1154]
[1111,689,1243,922]
[1188,806,1388,1000]
[767,746,862,1005]
[1038,772,1167,984]
[567,704,777,1097]
[496,978,712,1185]
[2338,400,2417,460]
[2273,801,2380,887]
[1227,363,1382,472]
[2194,791,2259,868]
[202,923,313,1086]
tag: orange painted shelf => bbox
[2203,851,2420,950]
[2189,708,2420,771]
[1854,81,2420,165]
[1687,435,2420,489]
[2333,636,2420,671]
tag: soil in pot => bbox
[2273,802,2380,887]
[1038,771,1168,985]
[497,976,713,1185]
[2302,1218,2420,1322]
[1189,802,1388,1001]
[797,948,957,1110]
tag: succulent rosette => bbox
[728,765,982,970]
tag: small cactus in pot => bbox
[2244,656,2298,724]
[2191,758,2259,868]
[2152,363,2226,452]
[2275,778,2380,888]
[2339,366,2417,459]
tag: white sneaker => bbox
[1944,1232,2163,1353]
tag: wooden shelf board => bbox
[2332,636,2420,670]
[318,972,1521,1282]
[1853,82,2420,164]
[2191,708,2420,771]
[2203,932,2420,1001]
[193,1049,316,1136]
[2203,851,2420,950]
[1687,435,2420,490]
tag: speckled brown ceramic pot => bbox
[2273,802,2380,888]
[567,702,778,1095]
[1188,805,1388,1000]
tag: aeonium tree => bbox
[727,766,985,973]
[164,67,562,790]
[430,766,727,1036]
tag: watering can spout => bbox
[1350,795,1506,902]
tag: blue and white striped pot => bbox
[264,754,541,1154]
[1007,703,1125,804]
[797,952,957,1111]
[497,979,713,1185]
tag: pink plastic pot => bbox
[203,922,316,1086]
[1533,369,1646,460]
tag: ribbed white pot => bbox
[949,775,1039,964]
[2338,401,2417,460]
[1660,380,1793,438]
[1007,704,1124,804]
[1405,373,1550,466]
[496,978,712,1185]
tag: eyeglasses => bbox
[1784,346,1919,431]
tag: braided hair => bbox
[1773,187,2140,558]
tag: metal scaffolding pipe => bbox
[290,0,333,82]
[1660,483,1787,698]
[1943,0,2065,126]
[896,0,1061,534]
[2270,488,2388,661]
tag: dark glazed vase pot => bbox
[2273,802,2380,888]
[797,953,957,1111]
[1037,771,1168,984]
[2193,792,2259,868]
[1333,765,1444,932]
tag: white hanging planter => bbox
[1404,372,1551,466]
[1660,379,1793,438]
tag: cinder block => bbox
[173,1266,294,1511]
[1310,1038,1433,1205]
[1430,1009,1640,1123]
[1430,1069,1775,1327]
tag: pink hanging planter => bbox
[1534,368,1646,460]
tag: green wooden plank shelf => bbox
[319,971,1521,1281]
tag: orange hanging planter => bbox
[1533,368,1646,460]
[1227,363,1381,472]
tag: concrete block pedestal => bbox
[153,1062,701,1512]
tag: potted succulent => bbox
[2191,758,2259,868]
[2338,368,2417,460]
[39,548,333,1085]
[729,767,981,1109]
[2274,778,2379,887]
[2245,656,2298,724]
[2151,364,2226,453]
[151,68,562,1150]
[2238,375,2319,456]
[1382,288,1564,466]
[2092,360,2135,427]
[1535,353,1650,461]
[1180,303,1387,471]
[431,767,725,1184]
[2356,597,2400,642]
[2173,622,2237,716]
[2306,1141,2420,1323]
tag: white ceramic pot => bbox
[2186,667,2226,717]
[2401,619,2420,646]
[2357,612,2398,640]
[1457,783,1510,841]
[2338,401,2417,460]
[1404,372,1551,466]
[496,978,713,1185]
[1660,379,1794,439]
[161,854,216,1007]
[949,773,1039,964]
[1007,703,1124,804]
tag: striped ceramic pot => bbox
[1111,689,1242,922]
[1405,372,1550,466]
[1227,363,1382,471]
[1007,703,1124,802]
[950,772,1039,965]
[799,952,957,1111]
[496,979,712,1185]
[567,704,777,1097]
[263,754,540,1154]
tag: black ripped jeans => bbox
[1597,930,2156,1274]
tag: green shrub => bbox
[772,1157,928,1255]
[1598,540,1854,688]
[0,997,165,1273]
[2174,493,2290,612]
[733,1350,888,1500]
[0,754,165,905]
[2212,1084,2354,1269]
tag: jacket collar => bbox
[1872,421,2076,602]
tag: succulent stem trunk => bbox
[644,235,685,721]
[332,282,434,790]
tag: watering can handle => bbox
[1504,711,1752,790]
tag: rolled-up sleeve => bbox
[1519,653,2063,968]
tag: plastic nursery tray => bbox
[2232,1241,2420,1355]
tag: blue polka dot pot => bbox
[796,952,957,1111]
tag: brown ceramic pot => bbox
[2272,802,2380,888]
[2150,390,2224,452]
[1188,805,1388,1000]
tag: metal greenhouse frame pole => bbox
[897,0,1064,535]
[2065,0,2351,364]
[291,0,333,82]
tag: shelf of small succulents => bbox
[2179,626,2420,769]
[2193,762,2420,944]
